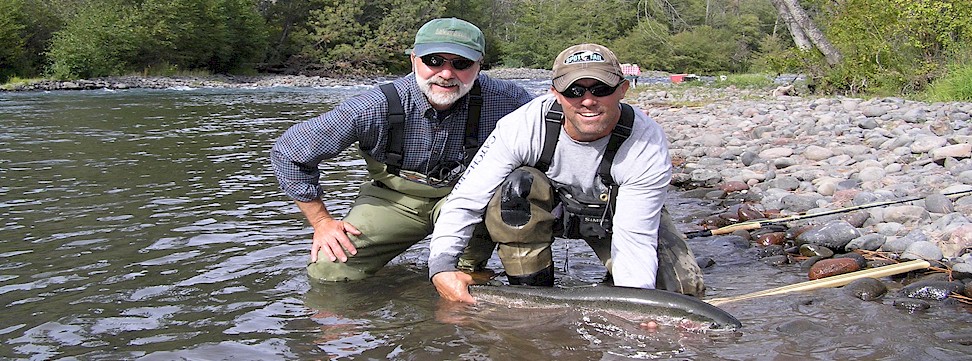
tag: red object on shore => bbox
[670,74,699,83]
[621,64,641,76]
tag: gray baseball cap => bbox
[552,43,623,92]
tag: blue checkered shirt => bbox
[271,73,534,202]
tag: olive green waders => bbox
[480,166,706,296]
[306,153,491,282]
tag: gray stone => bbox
[843,278,887,301]
[796,220,862,250]
[845,233,886,251]
[901,240,944,261]
[882,229,927,253]
[804,145,835,161]
[882,205,930,226]
[923,193,955,214]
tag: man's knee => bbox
[485,167,557,286]
[307,260,372,282]
[498,168,534,226]
[485,167,555,243]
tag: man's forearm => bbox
[294,198,333,227]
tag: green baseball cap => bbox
[413,18,485,61]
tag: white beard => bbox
[416,71,474,108]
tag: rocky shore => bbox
[0,74,377,91]
[0,68,552,91]
[6,69,971,307]
[637,86,972,309]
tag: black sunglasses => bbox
[420,54,476,70]
[560,82,619,98]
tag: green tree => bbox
[443,0,517,68]
[498,0,640,69]
[46,1,139,79]
[820,0,972,94]
[0,0,27,82]
[292,0,444,75]
[134,0,268,73]
[257,0,327,70]
[610,18,674,71]
[213,0,269,73]
[497,0,555,68]
[671,25,736,73]
[368,0,446,73]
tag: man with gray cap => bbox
[429,43,704,303]
[271,18,532,282]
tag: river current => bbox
[1,82,970,360]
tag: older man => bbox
[271,18,533,282]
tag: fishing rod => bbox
[706,259,931,305]
[685,188,972,238]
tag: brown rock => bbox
[700,215,729,230]
[720,181,750,193]
[785,224,814,240]
[736,203,765,221]
[931,143,972,160]
[755,232,786,246]
[830,189,860,207]
[808,258,861,280]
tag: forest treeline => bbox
[1,0,970,97]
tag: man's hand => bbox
[310,218,361,263]
[432,271,476,303]
[294,199,361,263]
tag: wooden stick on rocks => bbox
[706,259,931,306]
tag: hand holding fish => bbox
[432,271,476,303]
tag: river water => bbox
[1,82,970,360]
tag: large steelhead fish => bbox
[469,283,742,330]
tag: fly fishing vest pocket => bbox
[361,151,452,199]
[556,187,612,239]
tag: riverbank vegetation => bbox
[1,0,970,99]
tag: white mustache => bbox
[426,77,460,88]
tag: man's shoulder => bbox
[496,94,554,127]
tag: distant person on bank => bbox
[429,43,704,303]
[271,18,532,282]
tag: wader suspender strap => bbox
[602,103,634,210]
[379,83,406,175]
[378,80,483,176]
[536,101,636,209]
[464,80,483,163]
[535,102,564,172]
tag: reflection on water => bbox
[1,85,970,360]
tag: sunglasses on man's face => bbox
[420,54,476,70]
[560,82,619,98]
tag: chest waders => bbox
[307,82,488,283]
[482,102,634,287]
[536,102,635,239]
[364,81,483,198]
[487,101,705,296]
